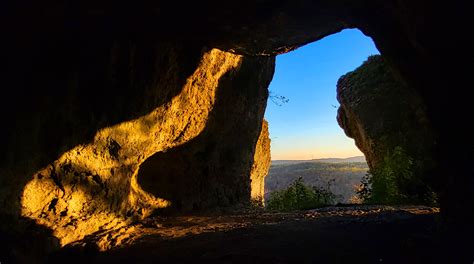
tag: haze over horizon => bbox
[264,29,379,160]
[271,155,365,161]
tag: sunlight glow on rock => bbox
[21,49,243,246]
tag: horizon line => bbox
[271,155,365,161]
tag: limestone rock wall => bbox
[337,55,437,203]
[250,120,271,205]
[1,44,274,256]
[135,57,273,214]
[1,41,203,228]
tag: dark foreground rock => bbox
[48,206,458,263]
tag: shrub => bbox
[266,177,336,211]
[356,146,438,205]
[355,172,372,203]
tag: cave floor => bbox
[52,205,443,263]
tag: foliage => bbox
[269,91,289,106]
[266,177,336,211]
[355,172,372,202]
[266,161,368,203]
[356,146,438,205]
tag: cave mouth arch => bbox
[2,1,472,261]
[264,28,375,205]
[133,28,438,212]
[263,28,438,207]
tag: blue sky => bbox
[264,29,379,160]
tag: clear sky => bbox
[264,29,380,160]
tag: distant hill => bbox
[265,157,368,204]
[271,156,365,166]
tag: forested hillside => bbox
[265,158,368,203]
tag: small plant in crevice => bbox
[266,177,336,211]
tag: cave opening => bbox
[2,2,469,261]
[263,29,378,207]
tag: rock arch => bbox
[1,0,472,260]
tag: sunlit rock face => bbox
[135,58,272,213]
[336,55,437,203]
[19,49,251,246]
[250,120,271,205]
[1,45,273,253]
[1,41,204,232]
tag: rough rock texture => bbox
[55,205,438,258]
[20,49,265,246]
[39,50,267,244]
[135,58,272,214]
[337,55,437,203]
[0,44,273,260]
[250,120,271,205]
[1,0,473,261]
[1,41,203,228]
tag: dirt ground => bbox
[50,205,456,263]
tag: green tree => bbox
[357,146,437,205]
[266,177,336,211]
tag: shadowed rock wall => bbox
[20,49,270,246]
[0,41,274,260]
[337,55,437,203]
[136,58,272,214]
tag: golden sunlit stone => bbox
[250,120,271,205]
[21,49,243,246]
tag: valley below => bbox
[265,156,368,203]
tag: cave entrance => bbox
[263,29,378,207]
